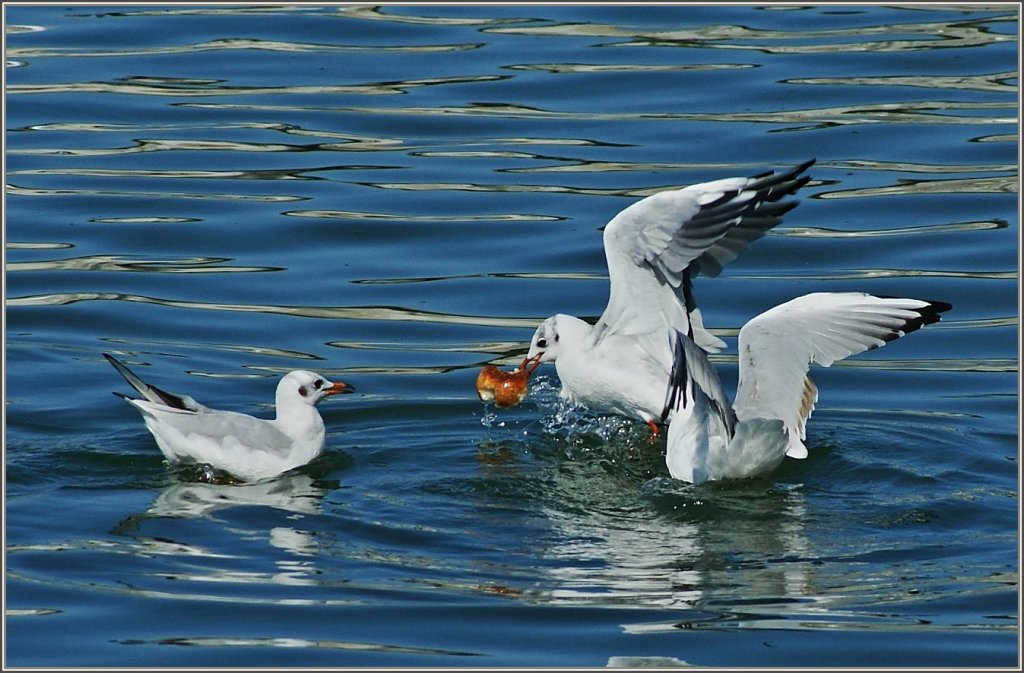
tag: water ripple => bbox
[7,74,507,98]
[116,636,481,658]
[8,38,482,59]
[12,122,407,153]
[7,255,281,274]
[285,209,561,223]
[9,137,403,158]
[508,62,757,74]
[482,11,1017,53]
[787,71,1017,93]
[818,176,1017,198]
[8,166,394,180]
[339,5,538,27]
[6,182,306,202]
[780,219,1009,238]
[261,101,1016,130]
[7,291,538,329]
[4,4,1015,666]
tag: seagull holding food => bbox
[525,160,815,434]
[519,160,950,483]
[105,353,353,482]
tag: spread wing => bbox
[594,159,815,350]
[733,292,951,459]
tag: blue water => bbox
[5,4,1019,667]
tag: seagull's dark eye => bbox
[313,379,324,390]
[554,333,560,343]
[536,338,548,349]
[298,385,308,397]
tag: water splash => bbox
[529,377,640,438]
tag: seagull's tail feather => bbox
[104,353,197,412]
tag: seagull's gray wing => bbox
[662,328,735,435]
[733,292,951,459]
[662,328,736,485]
[595,159,815,348]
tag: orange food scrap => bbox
[475,355,541,408]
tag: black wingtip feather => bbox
[905,299,952,333]
[796,157,817,173]
[104,352,193,411]
[703,188,742,211]
[764,174,812,202]
[782,158,817,178]
[876,298,952,344]
[661,330,688,424]
[149,383,193,411]
[750,157,815,185]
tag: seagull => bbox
[526,160,815,434]
[663,292,951,484]
[104,353,354,482]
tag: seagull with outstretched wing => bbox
[526,160,815,434]
[664,292,951,484]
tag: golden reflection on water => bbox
[829,159,1017,174]
[508,62,757,74]
[119,636,480,657]
[5,5,1016,662]
[480,10,1017,53]
[10,138,401,158]
[7,255,281,273]
[102,337,321,363]
[7,38,482,59]
[7,291,539,329]
[354,180,651,198]
[818,175,1018,198]
[9,125,408,158]
[285,209,561,223]
[5,241,74,250]
[787,71,1017,94]
[5,23,45,34]
[14,121,403,147]
[833,357,1018,374]
[741,268,1016,281]
[352,271,596,285]
[178,100,1005,137]
[780,219,1008,238]
[7,74,507,98]
[80,5,333,18]
[338,4,532,27]
[5,182,305,202]
[8,166,380,181]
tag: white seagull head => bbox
[277,370,354,410]
[527,314,591,363]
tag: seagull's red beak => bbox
[519,353,543,376]
[324,381,355,396]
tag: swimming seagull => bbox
[526,160,815,434]
[663,292,951,484]
[104,353,354,482]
